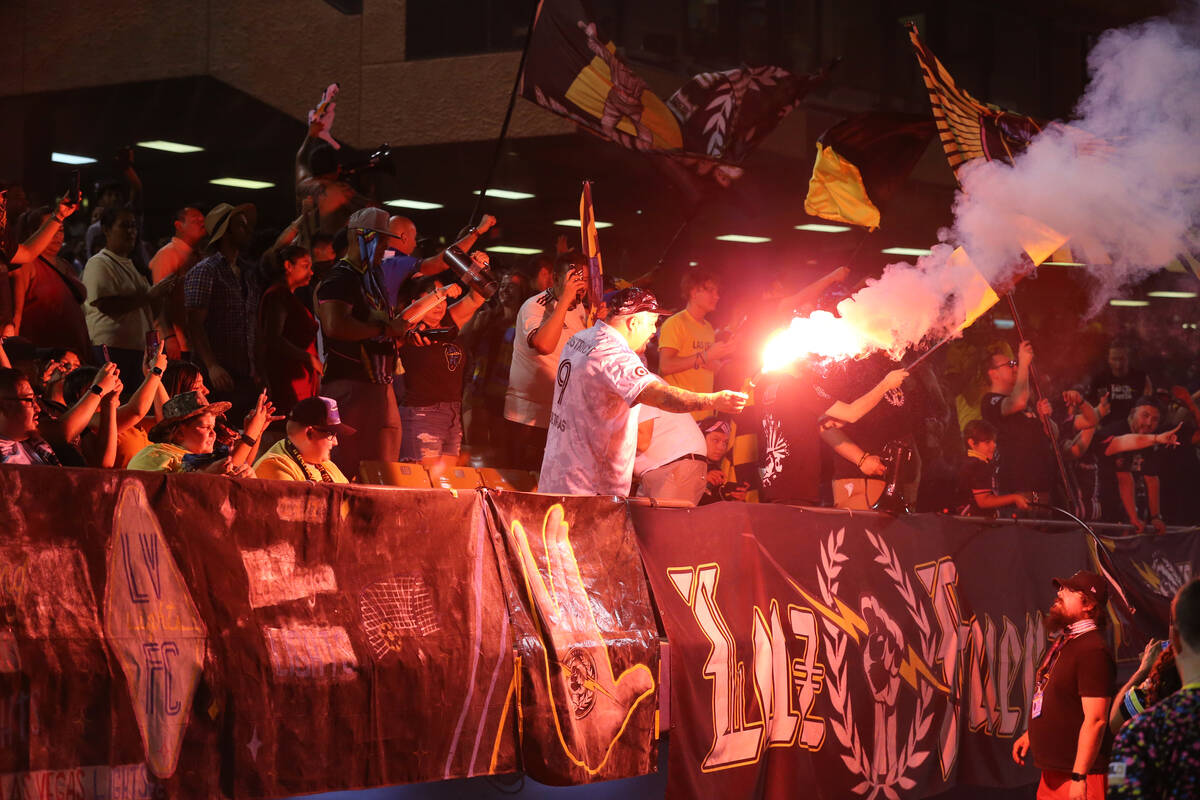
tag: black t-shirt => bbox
[758,371,830,505]
[957,454,997,516]
[315,260,396,384]
[980,392,1058,494]
[1028,630,1115,774]
[398,317,465,406]
[1090,368,1148,423]
[822,355,917,480]
[1161,423,1200,525]
[1097,420,1165,522]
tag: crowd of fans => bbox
[1,131,1197,531]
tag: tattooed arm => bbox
[636,381,747,414]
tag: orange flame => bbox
[759,311,874,374]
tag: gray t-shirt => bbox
[538,321,662,496]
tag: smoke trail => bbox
[835,8,1200,358]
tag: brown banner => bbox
[0,466,518,799]
[485,492,661,785]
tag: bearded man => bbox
[1012,571,1114,800]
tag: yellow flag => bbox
[1012,215,1069,267]
[803,142,882,231]
[948,247,1000,331]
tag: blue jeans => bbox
[400,401,463,461]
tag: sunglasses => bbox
[990,359,1017,370]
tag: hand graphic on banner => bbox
[510,505,655,776]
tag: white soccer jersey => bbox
[538,321,663,496]
[504,290,590,428]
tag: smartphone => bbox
[68,170,81,204]
[419,327,456,343]
[145,329,160,352]
[101,344,111,364]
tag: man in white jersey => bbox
[539,288,747,496]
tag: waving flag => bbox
[907,24,1045,180]
[803,112,936,230]
[580,181,604,311]
[519,0,825,184]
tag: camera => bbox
[339,143,394,180]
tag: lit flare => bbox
[759,310,874,375]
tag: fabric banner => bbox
[518,0,822,185]
[485,492,660,785]
[0,466,517,799]
[803,112,936,230]
[632,503,1190,800]
[907,25,1045,180]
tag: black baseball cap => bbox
[701,417,731,437]
[607,287,671,317]
[1052,570,1108,606]
[290,396,357,436]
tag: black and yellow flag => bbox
[907,24,1045,179]
[803,112,936,230]
[519,1,824,184]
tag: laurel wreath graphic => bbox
[816,527,936,800]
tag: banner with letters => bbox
[0,466,518,799]
[631,503,1192,800]
[2,464,1196,800]
[485,492,660,785]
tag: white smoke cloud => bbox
[834,8,1200,359]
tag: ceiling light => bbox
[473,189,535,200]
[385,198,444,211]
[209,177,275,189]
[1108,299,1149,307]
[1042,260,1084,267]
[137,140,204,154]
[1146,290,1198,299]
[554,218,613,229]
[716,234,771,244]
[688,261,699,266]
[993,319,1015,330]
[881,247,932,257]
[51,152,96,165]
[795,224,852,233]
[486,245,543,255]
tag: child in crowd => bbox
[959,419,1032,516]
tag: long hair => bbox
[1143,646,1182,706]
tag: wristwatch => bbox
[1070,772,1086,782]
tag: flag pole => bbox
[1004,292,1079,516]
[469,0,542,226]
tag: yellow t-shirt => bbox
[253,439,348,483]
[127,442,188,473]
[659,309,715,418]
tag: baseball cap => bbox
[1052,570,1108,606]
[701,417,731,437]
[606,287,671,317]
[290,396,357,436]
[347,207,394,238]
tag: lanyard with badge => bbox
[1031,619,1098,718]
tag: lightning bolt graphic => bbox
[1132,561,1161,590]
[791,579,950,695]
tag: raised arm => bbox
[999,341,1034,416]
[826,369,908,423]
[10,196,78,265]
[418,214,497,276]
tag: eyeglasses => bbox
[7,395,39,406]
[990,360,1017,370]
